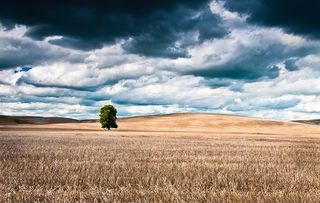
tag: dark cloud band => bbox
[225,0,320,39]
[0,0,226,58]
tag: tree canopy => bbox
[99,104,118,130]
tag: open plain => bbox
[1,113,320,202]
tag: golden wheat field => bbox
[1,113,320,202]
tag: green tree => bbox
[99,104,118,130]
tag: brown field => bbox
[1,113,320,202]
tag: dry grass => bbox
[0,114,320,202]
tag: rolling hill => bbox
[0,115,96,125]
[1,113,320,138]
[293,119,320,125]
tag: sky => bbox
[1,0,320,120]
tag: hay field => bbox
[1,113,320,202]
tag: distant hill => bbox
[293,119,320,125]
[0,115,97,125]
[2,113,316,126]
[1,113,320,137]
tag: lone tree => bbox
[99,104,118,130]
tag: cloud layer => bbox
[225,0,320,39]
[0,0,227,58]
[1,1,320,120]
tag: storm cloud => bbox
[0,0,226,58]
[225,0,320,39]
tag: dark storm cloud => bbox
[191,64,279,80]
[188,39,317,80]
[16,78,97,91]
[122,7,226,58]
[0,37,67,70]
[225,0,320,39]
[0,0,226,58]
[284,59,299,71]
